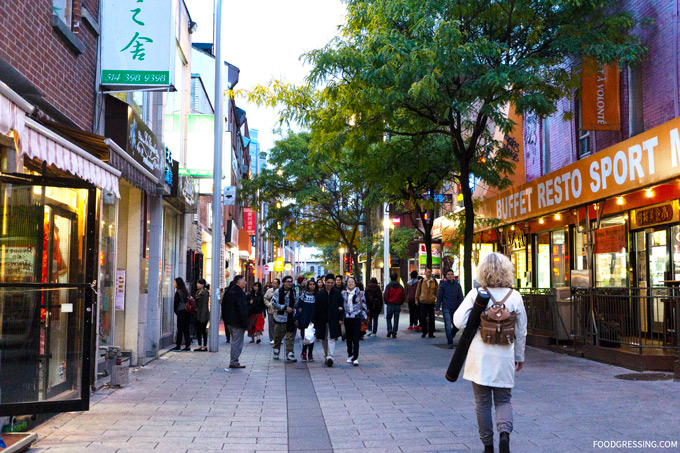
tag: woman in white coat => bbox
[454,252,527,453]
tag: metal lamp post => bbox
[383,203,390,285]
[209,0,224,353]
[339,247,345,277]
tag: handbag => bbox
[184,295,197,314]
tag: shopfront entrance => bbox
[0,178,95,415]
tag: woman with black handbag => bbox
[173,277,192,351]
[341,276,367,366]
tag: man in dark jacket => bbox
[222,275,248,368]
[436,269,465,349]
[365,278,383,337]
[384,273,406,338]
[406,271,420,330]
[314,273,344,367]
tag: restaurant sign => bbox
[101,0,175,88]
[631,201,679,230]
[478,116,680,226]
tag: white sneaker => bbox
[353,359,359,366]
[273,349,280,360]
[287,352,297,362]
[366,332,373,337]
[347,358,353,363]
[269,340,274,345]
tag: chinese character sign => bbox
[101,0,175,87]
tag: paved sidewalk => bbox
[29,317,680,453]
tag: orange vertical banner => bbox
[581,57,621,131]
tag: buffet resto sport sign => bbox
[478,116,680,225]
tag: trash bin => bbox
[111,357,130,386]
[554,287,572,341]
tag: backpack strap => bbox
[483,287,512,305]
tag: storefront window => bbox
[594,216,628,287]
[552,229,569,287]
[98,192,117,355]
[161,210,178,336]
[140,193,152,293]
[537,233,551,288]
[458,244,495,287]
[0,182,89,406]
[672,226,680,280]
[574,223,588,270]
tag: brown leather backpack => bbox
[479,287,516,345]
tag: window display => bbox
[594,216,628,287]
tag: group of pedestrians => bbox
[172,277,210,351]
[172,251,527,453]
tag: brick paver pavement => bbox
[29,316,680,453]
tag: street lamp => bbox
[339,247,345,276]
[383,203,390,286]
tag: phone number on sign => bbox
[103,72,168,84]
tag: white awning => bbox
[24,118,121,197]
[0,81,121,197]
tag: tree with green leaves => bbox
[240,131,378,281]
[255,0,645,292]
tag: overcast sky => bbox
[186,0,347,154]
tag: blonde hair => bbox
[476,252,514,288]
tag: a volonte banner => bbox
[581,57,620,131]
[477,116,680,226]
[101,0,175,88]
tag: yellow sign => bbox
[274,257,284,272]
[478,116,680,226]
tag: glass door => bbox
[0,181,93,416]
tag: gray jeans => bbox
[472,382,513,446]
[267,312,275,340]
[227,325,246,366]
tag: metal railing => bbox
[571,287,679,352]
[519,288,557,337]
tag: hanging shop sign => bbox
[243,207,256,236]
[581,57,620,131]
[101,0,175,88]
[478,116,680,227]
[507,231,527,250]
[631,200,680,230]
[126,107,161,175]
[274,257,284,272]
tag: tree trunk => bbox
[347,242,361,282]
[365,208,372,287]
[423,209,434,268]
[460,166,475,294]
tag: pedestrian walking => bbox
[194,278,210,351]
[416,267,438,338]
[454,252,527,453]
[247,282,265,344]
[172,277,192,351]
[406,271,420,331]
[221,280,235,344]
[264,278,280,345]
[364,277,383,337]
[295,279,317,362]
[335,275,345,291]
[295,276,306,298]
[222,275,249,369]
[342,276,367,366]
[383,273,405,338]
[436,269,465,349]
[271,275,298,362]
[314,273,343,367]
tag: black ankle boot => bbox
[484,444,494,453]
[499,432,510,453]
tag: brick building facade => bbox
[0,0,99,130]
